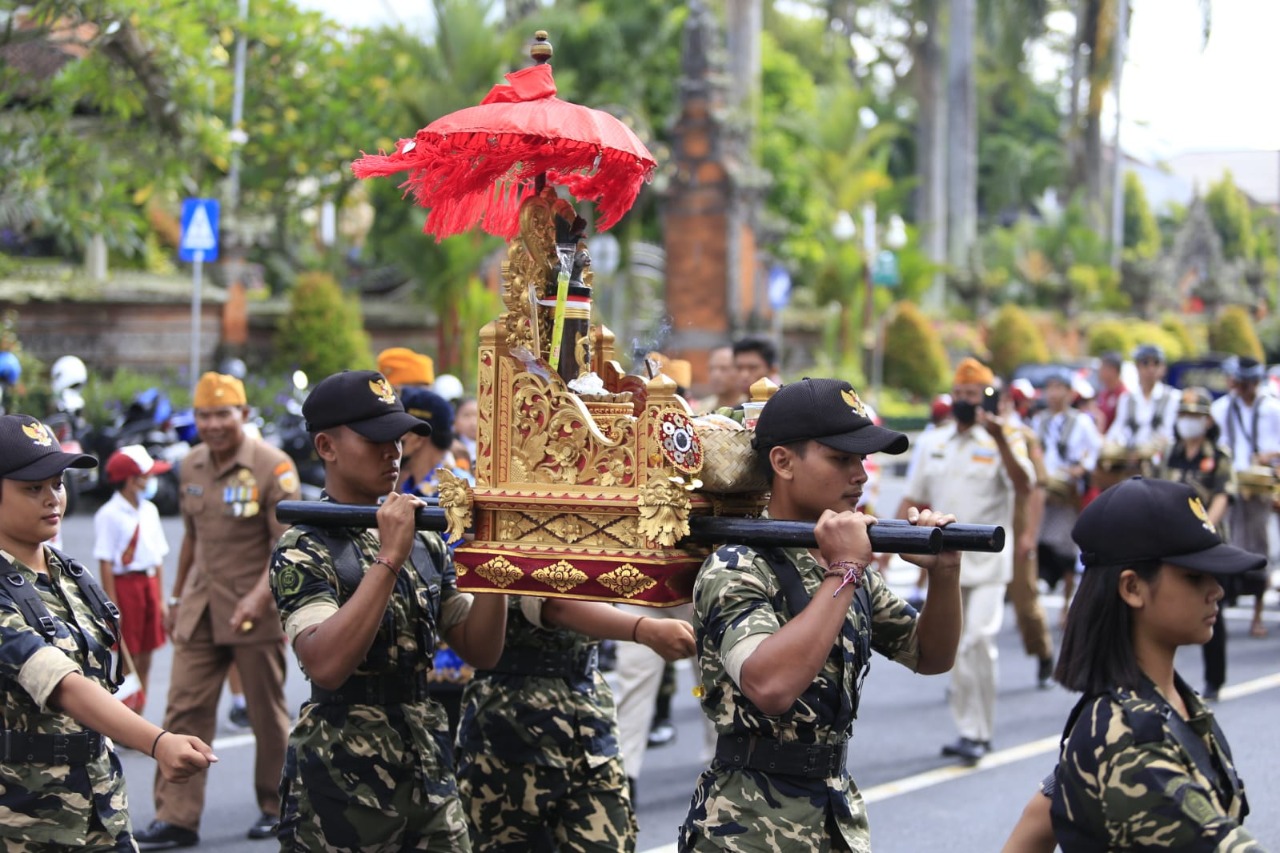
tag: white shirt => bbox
[92,491,170,575]
[904,422,1033,587]
[1033,408,1102,475]
[1105,382,1179,449]
[1210,392,1280,471]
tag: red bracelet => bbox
[827,560,868,597]
[372,556,401,578]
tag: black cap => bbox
[400,386,453,450]
[1073,477,1265,575]
[303,370,432,442]
[1132,343,1165,363]
[0,414,97,480]
[1229,356,1264,382]
[753,378,908,456]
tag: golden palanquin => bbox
[434,192,766,606]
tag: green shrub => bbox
[275,272,373,380]
[986,304,1048,378]
[1208,305,1264,361]
[882,302,948,398]
[81,368,191,429]
[1086,319,1132,357]
[1159,314,1199,360]
[1128,322,1186,363]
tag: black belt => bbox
[1,729,104,765]
[714,733,848,780]
[310,672,430,705]
[480,645,599,680]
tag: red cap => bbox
[105,445,171,483]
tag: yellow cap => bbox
[193,372,247,408]
[377,347,435,387]
[646,352,692,390]
[953,357,995,387]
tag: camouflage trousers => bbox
[679,765,866,853]
[457,751,636,852]
[4,828,136,852]
[277,725,470,852]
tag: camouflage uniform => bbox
[1050,674,1263,850]
[679,544,921,852]
[0,547,135,851]
[456,597,635,852]
[269,515,473,852]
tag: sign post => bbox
[179,199,220,394]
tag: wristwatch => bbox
[167,596,182,607]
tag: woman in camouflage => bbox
[0,414,215,851]
[1004,477,1265,852]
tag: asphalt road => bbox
[57,475,1280,852]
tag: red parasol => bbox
[351,37,656,241]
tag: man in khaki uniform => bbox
[898,358,1034,764]
[135,372,301,848]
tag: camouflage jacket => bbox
[1051,674,1263,851]
[456,597,618,770]
[0,547,130,846]
[269,521,472,809]
[682,543,921,852]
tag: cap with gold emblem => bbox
[0,413,98,480]
[1073,477,1265,575]
[752,377,908,456]
[303,370,432,442]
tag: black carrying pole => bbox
[275,501,1003,554]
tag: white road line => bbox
[639,669,1280,853]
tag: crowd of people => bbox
[0,338,1273,851]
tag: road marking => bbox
[210,732,258,751]
[638,670,1280,853]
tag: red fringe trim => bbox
[351,132,655,241]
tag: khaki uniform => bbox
[0,547,134,851]
[1009,423,1052,660]
[153,437,299,831]
[905,421,1033,743]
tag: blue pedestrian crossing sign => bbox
[179,198,219,262]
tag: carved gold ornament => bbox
[532,560,589,593]
[509,371,636,487]
[436,468,473,543]
[476,556,523,588]
[598,564,657,599]
[638,477,692,547]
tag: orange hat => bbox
[646,352,692,389]
[377,347,435,387]
[953,357,995,387]
[193,372,247,408]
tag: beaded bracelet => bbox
[826,560,868,598]
[372,555,401,578]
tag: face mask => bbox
[142,477,159,501]
[952,400,977,426]
[1177,416,1206,440]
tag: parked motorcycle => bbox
[45,356,97,515]
[84,386,189,515]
